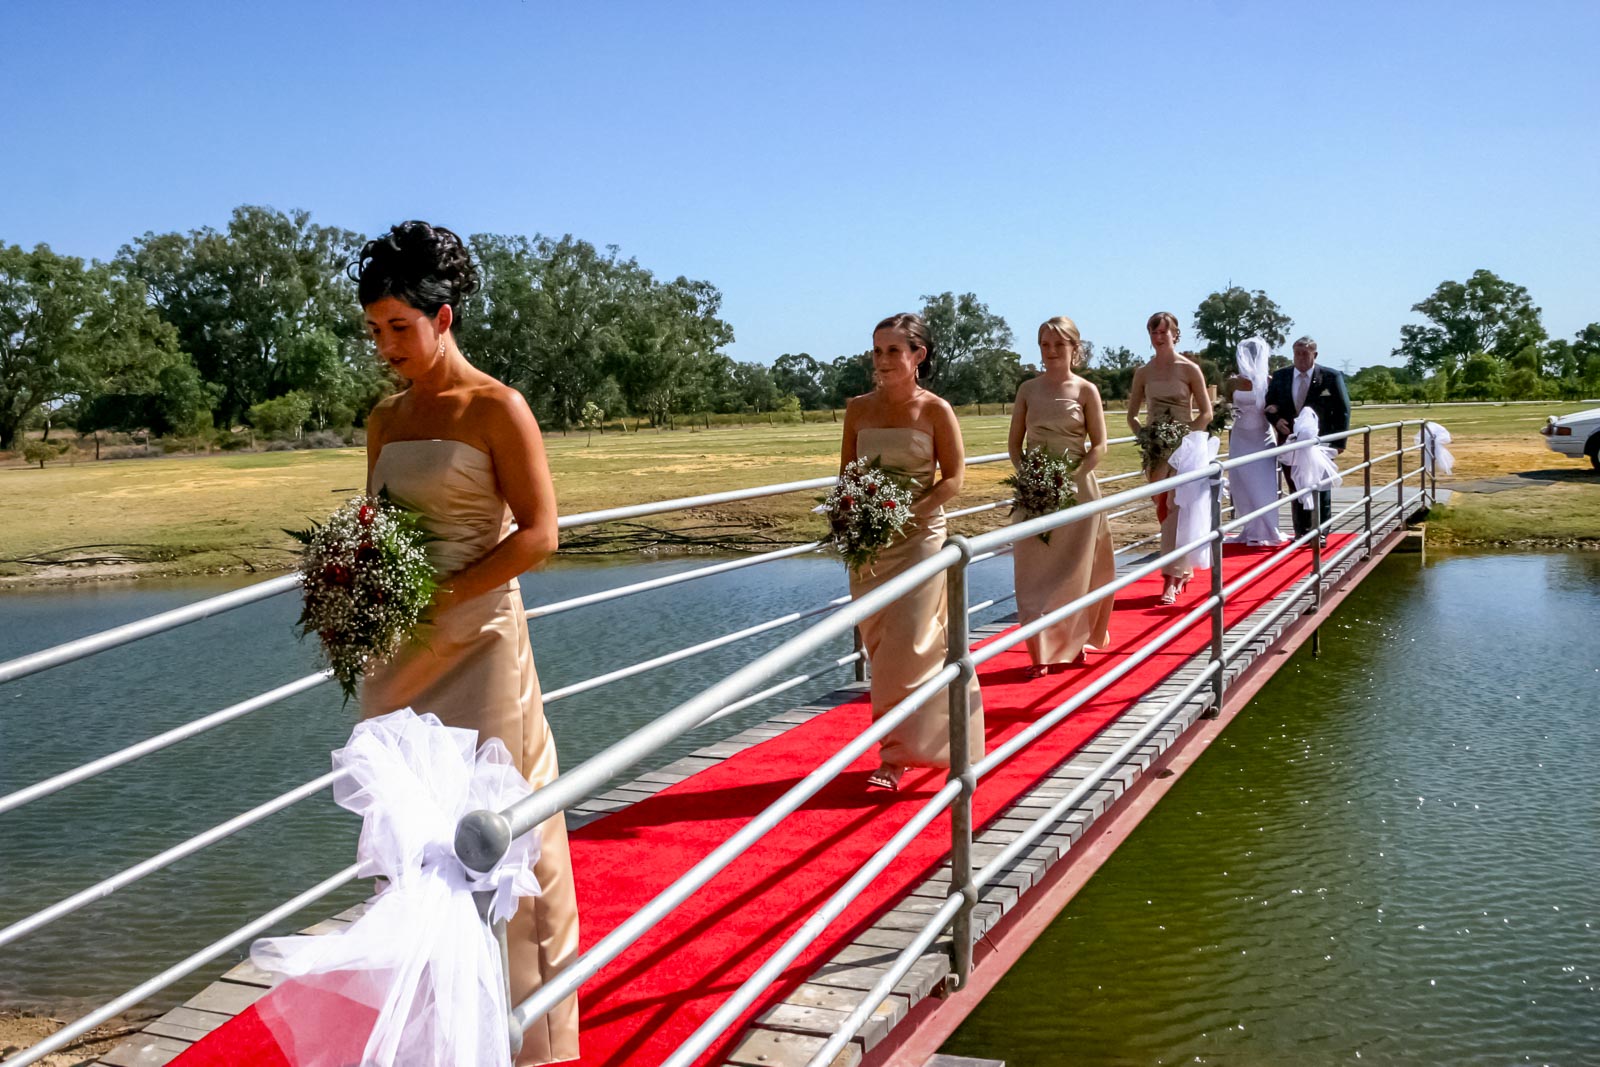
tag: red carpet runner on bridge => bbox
[174,539,1343,1067]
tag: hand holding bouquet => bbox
[1136,415,1188,475]
[814,458,916,573]
[1002,446,1079,544]
[288,492,437,701]
[1206,402,1234,437]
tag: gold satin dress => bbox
[1144,384,1198,580]
[1012,395,1115,665]
[847,428,985,769]
[361,440,579,1066]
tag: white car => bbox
[1540,407,1600,470]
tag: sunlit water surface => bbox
[943,551,1600,1066]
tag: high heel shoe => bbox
[1158,578,1178,606]
[867,763,904,791]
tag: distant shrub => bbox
[303,430,345,450]
[218,433,254,452]
[102,444,159,460]
[264,439,298,452]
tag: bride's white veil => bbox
[1235,336,1270,396]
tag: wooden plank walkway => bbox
[97,500,1414,1067]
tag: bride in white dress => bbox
[1225,337,1287,546]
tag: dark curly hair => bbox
[353,221,481,329]
[873,312,937,381]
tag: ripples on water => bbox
[943,551,1600,1065]
[0,555,1018,1011]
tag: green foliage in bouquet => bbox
[287,490,437,701]
[1136,415,1188,475]
[1206,401,1234,436]
[815,457,916,573]
[1002,446,1080,544]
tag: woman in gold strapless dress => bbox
[354,222,578,1065]
[1009,316,1114,676]
[841,313,985,792]
[1126,311,1213,606]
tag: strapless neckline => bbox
[381,438,492,461]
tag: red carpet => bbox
[174,539,1339,1067]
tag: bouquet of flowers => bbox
[287,492,437,701]
[814,457,916,573]
[1206,401,1234,436]
[1002,446,1079,544]
[1136,415,1188,474]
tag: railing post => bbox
[1424,422,1436,507]
[456,809,521,1057]
[852,625,867,684]
[943,536,977,992]
[1208,465,1225,713]
[1396,423,1405,522]
[1362,428,1373,559]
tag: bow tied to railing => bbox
[1279,409,1343,510]
[242,709,542,1067]
[1169,430,1221,570]
[1415,421,1455,476]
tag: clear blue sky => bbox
[3,1,1597,371]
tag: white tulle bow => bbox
[1415,421,1454,475]
[248,708,541,1067]
[1279,409,1342,510]
[1168,431,1221,570]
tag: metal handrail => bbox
[2,419,1431,1067]
[484,419,1430,1054]
[0,769,348,951]
[3,865,360,1067]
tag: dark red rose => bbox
[355,545,380,567]
[865,483,877,495]
[357,505,376,526]
[884,500,897,510]
[322,564,353,587]
[842,496,855,508]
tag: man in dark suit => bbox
[1264,336,1351,544]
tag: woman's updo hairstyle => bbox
[354,221,481,330]
[874,312,937,381]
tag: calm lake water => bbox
[0,553,1019,1010]
[943,550,1600,1066]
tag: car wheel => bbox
[1589,431,1600,471]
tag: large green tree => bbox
[918,291,1018,402]
[120,206,364,427]
[1192,286,1293,367]
[1394,269,1547,378]
[0,243,188,449]
[772,352,825,409]
[461,234,733,429]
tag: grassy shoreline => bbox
[3,403,1595,589]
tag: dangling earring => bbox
[434,334,446,360]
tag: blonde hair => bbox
[1039,316,1083,366]
[1146,311,1181,342]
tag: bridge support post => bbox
[1396,423,1405,520]
[1208,466,1226,713]
[944,536,977,992]
[852,625,867,684]
[1362,429,1373,559]
[1424,423,1437,507]
[456,809,521,1058]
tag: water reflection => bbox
[942,551,1600,1065]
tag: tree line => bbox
[4,205,1598,453]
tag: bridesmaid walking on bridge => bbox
[1009,316,1115,677]
[840,313,985,792]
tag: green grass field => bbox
[2,401,1595,584]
